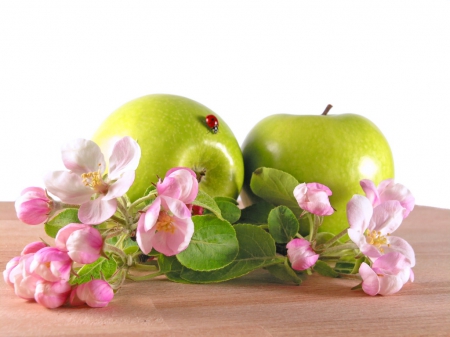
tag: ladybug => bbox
[205,114,219,134]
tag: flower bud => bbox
[70,279,114,308]
[55,223,103,264]
[15,187,53,225]
[287,238,319,271]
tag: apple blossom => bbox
[70,279,114,308]
[157,167,199,205]
[55,223,103,264]
[287,238,320,271]
[34,280,72,309]
[4,242,46,289]
[347,195,415,266]
[136,196,194,256]
[15,187,54,225]
[293,183,334,216]
[8,253,42,300]
[44,136,141,224]
[360,179,415,218]
[30,247,72,283]
[359,252,413,296]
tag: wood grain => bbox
[1,202,449,336]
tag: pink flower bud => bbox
[287,238,320,271]
[70,279,114,308]
[293,183,334,216]
[3,256,20,288]
[15,187,53,225]
[30,247,72,282]
[34,280,72,308]
[55,223,103,264]
[21,241,47,255]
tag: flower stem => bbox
[321,242,358,255]
[126,271,164,282]
[129,190,158,211]
[315,228,349,251]
[104,243,127,263]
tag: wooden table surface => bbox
[0,202,449,336]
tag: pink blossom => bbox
[8,253,42,300]
[136,196,194,256]
[4,242,47,289]
[30,247,72,282]
[359,252,413,296]
[136,197,194,256]
[34,280,72,308]
[136,167,197,256]
[293,183,334,216]
[157,167,199,204]
[15,187,53,225]
[44,137,141,224]
[360,179,415,218]
[55,223,103,264]
[347,195,415,266]
[70,279,114,308]
[286,238,320,271]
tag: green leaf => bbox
[214,196,239,205]
[45,208,80,238]
[143,185,157,206]
[159,255,192,283]
[214,200,241,224]
[249,167,302,217]
[265,262,303,285]
[179,224,282,283]
[192,190,223,220]
[176,215,239,271]
[237,200,275,225]
[72,257,118,285]
[314,260,340,278]
[334,255,365,274]
[268,206,299,243]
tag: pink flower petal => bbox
[61,138,106,175]
[44,170,93,204]
[136,216,156,255]
[21,241,47,255]
[160,196,192,219]
[360,179,380,206]
[157,168,198,204]
[103,171,135,200]
[34,280,71,309]
[107,136,141,180]
[370,200,404,234]
[346,195,373,232]
[78,197,117,225]
[384,236,416,267]
[144,198,161,231]
[359,262,380,296]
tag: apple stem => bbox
[321,104,333,115]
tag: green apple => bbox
[92,94,244,201]
[241,107,394,234]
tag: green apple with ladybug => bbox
[241,105,395,235]
[92,94,244,201]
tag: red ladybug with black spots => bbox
[205,114,219,134]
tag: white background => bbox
[0,1,449,209]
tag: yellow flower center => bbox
[155,211,176,234]
[365,229,390,253]
[81,164,109,194]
